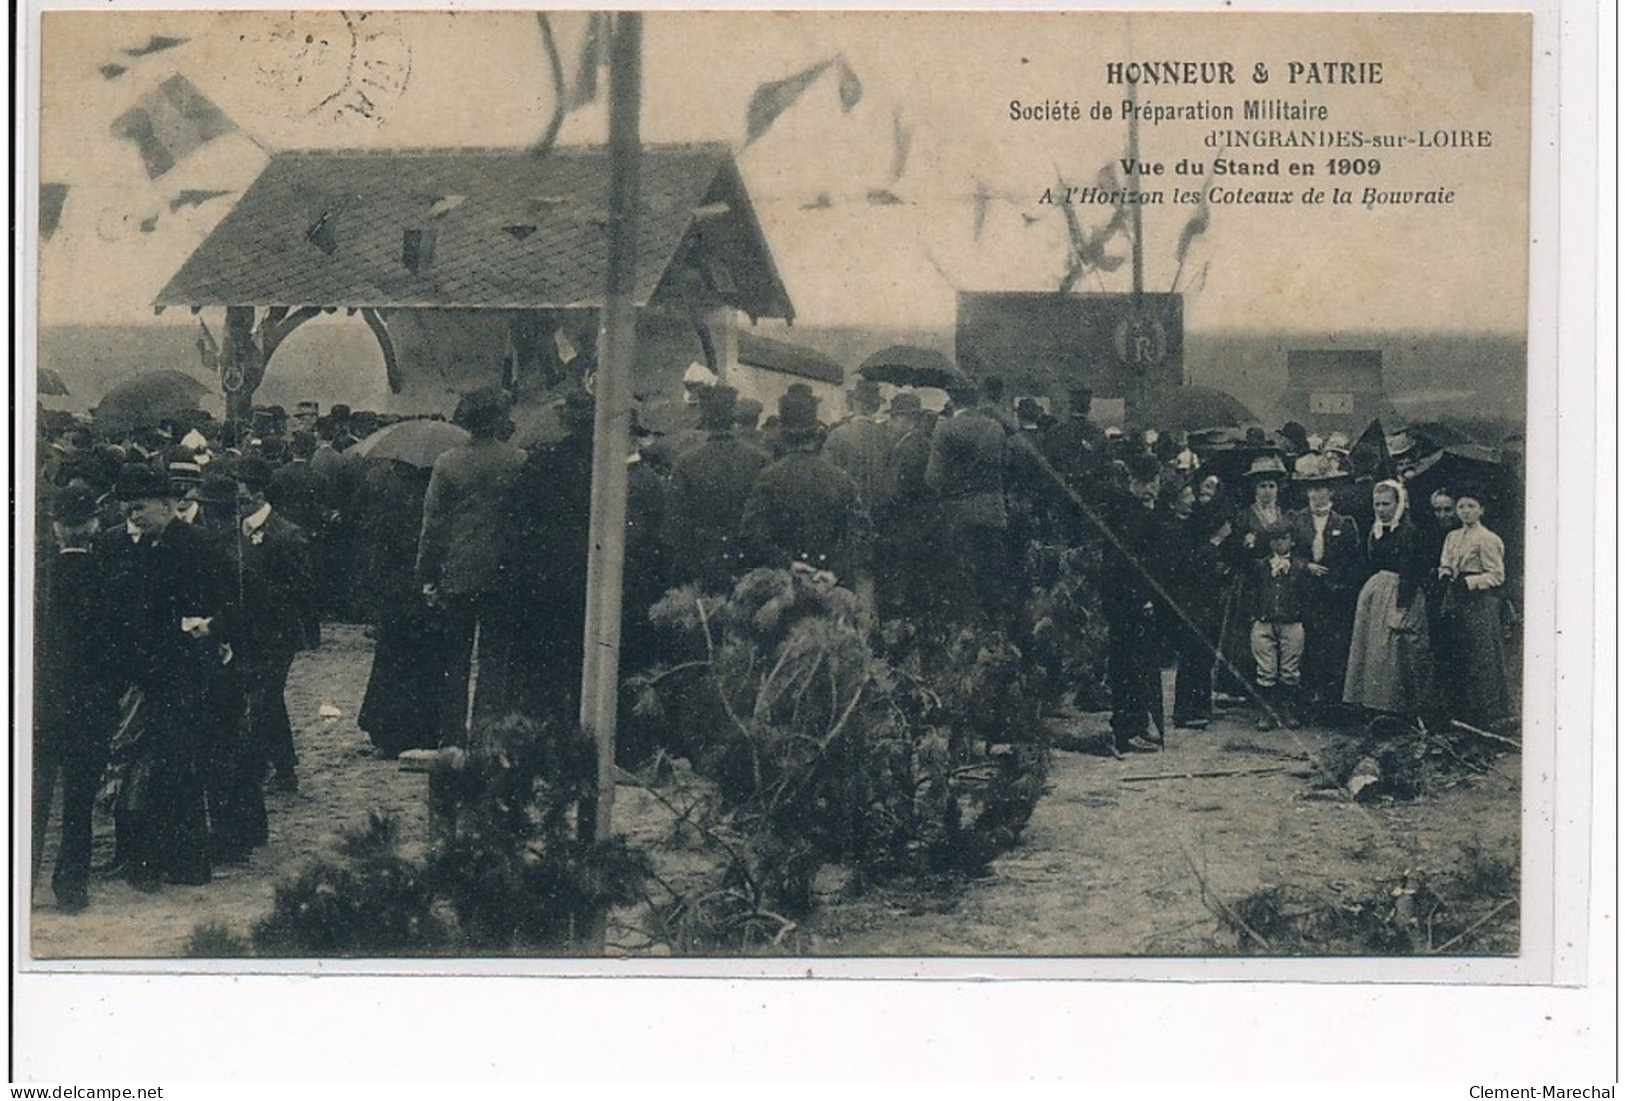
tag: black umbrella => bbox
[93,370,209,435]
[1130,385,1256,432]
[38,366,71,397]
[857,345,968,390]
[1407,443,1517,508]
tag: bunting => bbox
[835,56,863,113]
[744,59,833,144]
[111,74,235,178]
[40,183,68,241]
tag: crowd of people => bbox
[31,374,1519,912]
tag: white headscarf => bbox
[1370,478,1408,540]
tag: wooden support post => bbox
[578,10,643,855]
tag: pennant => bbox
[100,64,128,81]
[568,12,608,110]
[866,189,905,206]
[1175,194,1210,264]
[168,188,231,212]
[123,35,189,58]
[835,57,863,113]
[801,192,833,211]
[196,318,221,372]
[744,59,831,144]
[970,178,991,242]
[139,212,160,234]
[890,111,912,182]
[111,75,235,179]
[40,183,68,241]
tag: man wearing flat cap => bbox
[417,385,527,747]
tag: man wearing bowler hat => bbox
[232,455,316,794]
[663,383,772,591]
[33,485,118,911]
[98,462,233,889]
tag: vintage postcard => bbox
[13,0,1592,1035]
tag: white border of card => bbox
[10,0,1613,1083]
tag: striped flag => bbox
[111,75,234,178]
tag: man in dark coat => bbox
[1101,452,1170,754]
[232,456,317,793]
[505,390,595,729]
[1287,458,1365,716]
[662,384,772,591]
[99,462,234,889]
[1041,386,1106,513]
[821,379,896,519]
[33,485,119,911]
[417,387,528,747]
[741,387,874,595]
[267,430,329,647]
[925,376,1016,633]
[874,393,940,617]
[184,472,269,861]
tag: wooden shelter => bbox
[156,143,795,419]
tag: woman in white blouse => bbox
[1435,489,1510,724]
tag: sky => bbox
[32,9,1531,333]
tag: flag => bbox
[196,318,221,372]
[554,328,579,365]
[890,111,912,182]
[1175,196,1210,264]
[835,57,863,113]
[40,183,68,240]
[866,189,905,206]
[168,188,230,212]
[568,12,608,110]
[744,59,831,144]
[111,75,235,178]
[970,178,990,242]
[123,35,189,58]
[100,64,127,80]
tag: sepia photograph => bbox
[20,7,1552,979]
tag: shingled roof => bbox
[156,143,794,321]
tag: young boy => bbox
[1250,521,1309,731]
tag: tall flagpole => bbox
[579,11,642,859]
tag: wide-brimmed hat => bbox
[115,462,173,501]
[1243,454,1288,480]
[1292,452,1349,483]
[1385,430,1417,458]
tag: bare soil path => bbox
[27,626,1519,960]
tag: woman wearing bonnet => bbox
[1342,478,1435,717]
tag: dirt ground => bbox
[26,623,1520,960]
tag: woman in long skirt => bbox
[1435,489,1510,725]
[1343,479,1434,716]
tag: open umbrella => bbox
[1130,385,1256,432]
[93,370,209,435]
[38,366,70,397]
[352,418,470,468]
[857,345,968,391]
